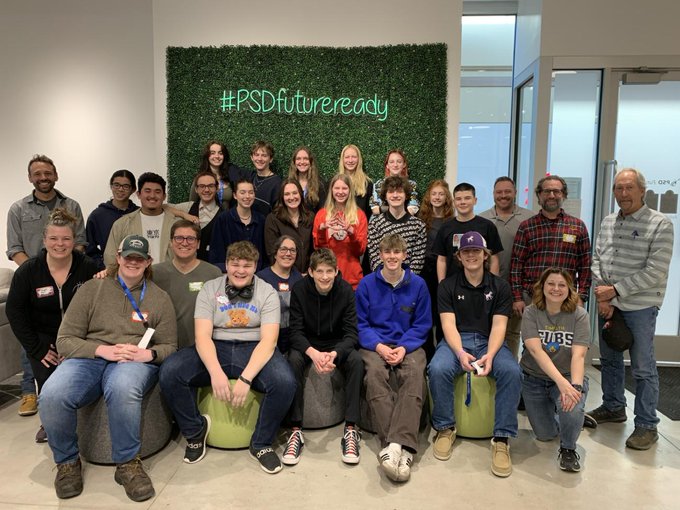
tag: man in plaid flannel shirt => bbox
[509,175,591,317]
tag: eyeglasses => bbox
[172,236,198,244]
[196,184,217,190]
[278,247,297,254]
[540,189,564,196]
[111,183,132,191]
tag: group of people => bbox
[4,147,674,501]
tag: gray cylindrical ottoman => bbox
[302,366,346,429]
[76,383,173,465]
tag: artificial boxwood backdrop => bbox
[166,44,447,203]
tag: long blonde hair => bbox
[338,144,369,197]
[324,173,359,225]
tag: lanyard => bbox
[217,179,225,204]
[118,276,148,328]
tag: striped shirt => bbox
[592,204,674,311]
[510,210,592,301]
[367,211,426,274]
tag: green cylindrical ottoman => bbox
[197,382,263,449]
[454,373,496,439]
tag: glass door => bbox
[598,70,680,362]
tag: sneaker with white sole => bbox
[378,446,400,481]
[183,415,211,464]
[250,446,283,474]
[282,429,304,466]
[397,450,413,482]
[341,425,361,464]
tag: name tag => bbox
[452,233,461,248]
[278,282,290,292]
[189,281,204,292]
[36,286,55,298]
[131,311,149,322]
[563,233,576,244]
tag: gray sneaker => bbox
[625,427,659,450]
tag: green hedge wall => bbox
[166,44,447,203]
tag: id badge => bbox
[138,328,156,349]
[563,233,576,244]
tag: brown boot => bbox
[54,458,83,499]
[114,456,155,502]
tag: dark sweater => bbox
[6,249,98,360]
[209,208,266,272]
[86,200,139,269]
[288,273,358,364]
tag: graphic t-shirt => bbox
[140,212,165,262]
[520,304,591,379]
[194,275,280,342]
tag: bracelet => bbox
[571,383,583,393]
[238,375,252,386]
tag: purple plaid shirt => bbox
[510,210,592,301]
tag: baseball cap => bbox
[118,235,150,259]
[458,231,487,251]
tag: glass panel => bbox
[514,79,534,209]
[546,70,602,233]
[615,80,680,335]
[458,15,515,211]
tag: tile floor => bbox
[0,366,677,510]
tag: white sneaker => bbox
[378,446,401,481]
[397,450,413,482]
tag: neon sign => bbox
[220,88,389,122]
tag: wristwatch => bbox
[149,349,158,362]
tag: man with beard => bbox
[510,175,591,316]
[6,154,87,417]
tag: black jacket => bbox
[288,273,358,363]
[6,249,98,360]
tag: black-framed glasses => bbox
[196,184,217,190]
[172,236,198,244]
[111,183,132,191]
[278,247,297,254]
[540,189,563,196]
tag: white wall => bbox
[0,0,155,269]
[0,0,461,269]
[151,0,462,185]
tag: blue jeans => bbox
[521,372,589,450]
[598,307,659,429]
[39,358,159,465]
[159,342,296,450]
[20,348,36,395]
[427,333,521,437]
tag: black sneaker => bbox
[282,429,304,466]
[341,425,361,464]
[249,446,283,474]
[585,405,627,424]
[35,424,48,443]
[184,414,211,464]
[54,458,83,499]
[558,448,581,472]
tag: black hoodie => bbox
[288,273,358,364]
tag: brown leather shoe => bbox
[54,458,83,499]
[114,456,155,502]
